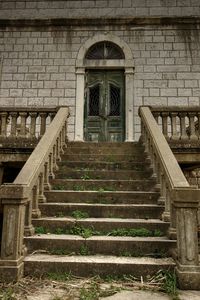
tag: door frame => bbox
[75,33,135,142]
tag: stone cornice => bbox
[0,16,200,28]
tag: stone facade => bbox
[0,1,200,140]
[0,0,200,19]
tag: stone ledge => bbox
[0,16,200,28]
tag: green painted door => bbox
[84,70,125,142]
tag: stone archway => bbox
[75,33,135,142]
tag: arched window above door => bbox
[85,41,125,60]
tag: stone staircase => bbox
[24,142,175,278]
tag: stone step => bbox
[67,142,140,148]
[61,154,146,162]
[39,203,163,219]
[50,179,156,191]
[25,235,175,257]
[32,217,169,234]
[45,190,160,204]
[24,254,175,278]
[64,146,144,155]
[57,161,151,171]
[54,169,152,180]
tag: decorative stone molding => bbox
[75,33,135,142]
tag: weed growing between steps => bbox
[52,184,65,190]
[73,185,116,192]
[119,249,168,259]
[81,174,91,180]
[71,210,89,219]
[107,228,162,237]
[34,225,163,238]
[79,245,90,256]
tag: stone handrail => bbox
[139,106,200,289]
[150,106,200,142]
[0,107,58,140]
[0,107,69,282]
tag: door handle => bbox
[99,114,107,120]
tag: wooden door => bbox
[84,70,125,142]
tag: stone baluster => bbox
[31,183,41,218]
[10,112,18,137]
[44,161,51,190]
[30,112,37,138]
[38,171,46,203]
[161,112,168,138]
[24,199,35,236]
[143,127,149,154]
[170,112,179,140]
[59,131,64,155]
[153,112,160,123]
[151,151,157,179]
[39,112,47,136]
[56,138,61,161]
[161,177,170,221]
[53,144,59,171]
[188,112,198,140]
[179,112,188,140]
[49,112,56,123]
[174,189,200,289]
[168,194,177,239]
[61,126,66,150]
[154,160,161,190]
[197,112,200,139]
[64,120,68,143]
[19,112,27,137]
[0,112,8,137]
[49,153,55,179]
[158,170,165,205]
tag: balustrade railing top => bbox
[149,106,200,142]
[139,106,200,290]
[0,106,69,282]
[0,107,58,140]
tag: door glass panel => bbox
[109,84,120,116]
[89,84,100,116]
[88,133,99,142]
[109,133,121,142]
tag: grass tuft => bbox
[71,210,89,219]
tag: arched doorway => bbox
[84,42,125,142]
[75,34,134,142]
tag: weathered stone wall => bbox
[0,24,200,140]
[0,0,200,19]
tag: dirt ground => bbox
[0,273,191,300]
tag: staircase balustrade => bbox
[0,107,69,281]
[151,107,200,141]
[139,106,200,290]
[0,107,57,140]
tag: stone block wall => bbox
[0,24,200,140]
[0,0,200,19]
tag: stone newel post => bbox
[0,184,27,281]
[173,188,200,290]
